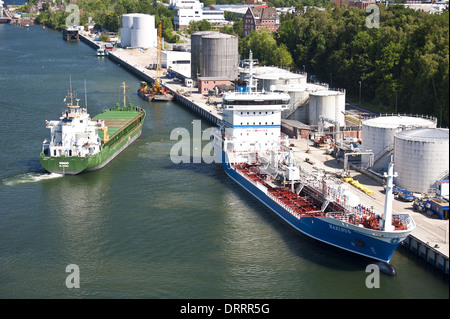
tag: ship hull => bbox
[40,108,145,175]
[221,153,409,263]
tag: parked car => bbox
[398,189,414,201]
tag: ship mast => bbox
[248,50,253,94]
[381,156,397,232]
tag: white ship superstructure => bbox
[42,91,104,158]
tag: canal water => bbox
[0,24,448,299]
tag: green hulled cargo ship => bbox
[40,83,146,175]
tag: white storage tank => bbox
[255,69,307,92]
[394,128,449,193]
[308,90,345,127]
[275,83,326,121]
[361,115,437,171]
[121,13,157,48]
[132,13,154,30]
[120,27,131,47]
[122,14,135,29]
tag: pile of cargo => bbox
[343,177,374,194]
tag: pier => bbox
[78,31,448,276]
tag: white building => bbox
[170,0,225,30]
[162,50,191,78]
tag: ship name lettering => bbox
[59,162,70,167]
[329,224,351,234]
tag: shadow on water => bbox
[164,157,374,274]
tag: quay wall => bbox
[108,50,219,125]
[172,94,219,125]
[80,34,100,49]
[402,235,449,276]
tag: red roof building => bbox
[242,7,280,37]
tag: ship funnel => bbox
[381,156,397,232]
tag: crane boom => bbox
[154,20,162,94]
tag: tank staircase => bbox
[284,96,309,119]
[372,145,393,170]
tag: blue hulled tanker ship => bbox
[211,52,415,263]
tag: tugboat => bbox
[40,82,145,174]
[137,81,172,102]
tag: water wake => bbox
[3,172,63,186]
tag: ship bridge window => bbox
[224,100,289,106]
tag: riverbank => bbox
[79,31,449,277]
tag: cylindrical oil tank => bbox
[122,14,135,29]
[191,31,215,80]
[361,115,437,171]
[131,28,152,48]
[201,33,238,80]
[308,90,345,127]
[275,83,328,121]
[132,14,154,30]
[394,128,449,193]
[255,70,307,92]
[120,27,131,47]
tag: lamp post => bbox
[358,81,362,105]
[394,91,397,113]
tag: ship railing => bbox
[234,166,301,220]
[394,213,416,230]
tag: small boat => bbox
[97,48,106,57]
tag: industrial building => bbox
[169,0,226,30]
[162,50,191,78]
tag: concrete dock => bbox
[79,32,448,275]
[289,138,449,275]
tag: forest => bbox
[31,0,449,127]
[274,5,448,126]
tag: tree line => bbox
[35,0,179,43]
[274,5,448,127]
